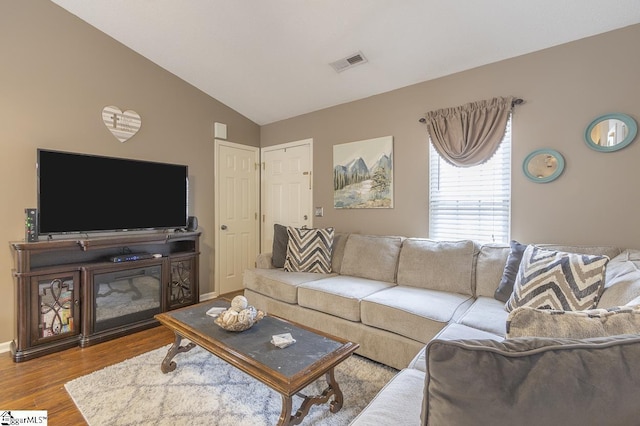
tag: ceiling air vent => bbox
[330,51,368,73]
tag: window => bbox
[429,116,511,243]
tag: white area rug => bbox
[65,344,397,425]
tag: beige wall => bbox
[262,24,640,250]
[0,1,259,343]
[2,2,639,348]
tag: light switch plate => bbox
[314,207,324,217]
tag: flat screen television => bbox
[37,149,188,235]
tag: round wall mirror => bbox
[584,113,637,152]
[523,149,565,183]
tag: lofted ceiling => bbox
[50,0,640,125]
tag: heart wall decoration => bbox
[102,106,141,143]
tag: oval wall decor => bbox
[101,106,141,143]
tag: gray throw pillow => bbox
[271,223,288,268]
[494,240,527,302]
[505,245,609,312]
[506,305,640,339]
[422,335,640,425]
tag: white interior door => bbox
[215,140,259,296]
[261,139,313,253]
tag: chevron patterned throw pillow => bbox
[505,245,609,312]
[284,227,334,273]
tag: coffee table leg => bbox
[326,367,344,413]
[278,367,344,425]
[161,332,196,373]
[278,395,294,426]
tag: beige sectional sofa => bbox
[243,233,640,425]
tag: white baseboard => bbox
[0,340,11,354]
[199,291,218,301]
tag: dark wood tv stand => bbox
[10,231,201,362]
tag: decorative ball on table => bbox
[231,295,249,311]
[214,295,265,331]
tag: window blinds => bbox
[429,116,511,243]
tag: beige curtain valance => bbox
[423,96,514,167]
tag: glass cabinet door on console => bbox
[30,271,80,346]
[168,254,198,309]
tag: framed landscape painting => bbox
[333,136,393,208]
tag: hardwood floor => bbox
[0,325,174,425]
[0,292,243,425]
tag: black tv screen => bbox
[37,149,188,235]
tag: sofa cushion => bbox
[297,276,394,322]
[627,295,640,306]
[598,249,640,308]
[494,240,527,302]
[349,368,424,426]
[436,322,504,342]
[539,244,620,260]
[505,245,609,312]
[243,268,333,304]
[340,234,403,283]
[506,305,640,339]
[408,323,503,373]
[361,286,473,343]
[423,335,640,426]
[271,223,289,268]
[456,296,509,337]
[396,239,475,295]
[284,226,334,273]
[475,243,510,298]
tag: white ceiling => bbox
[50,0,640,125]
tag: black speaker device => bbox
[187,216,198,231]
[25,208,38,242]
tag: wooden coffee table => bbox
[155,300,359,425]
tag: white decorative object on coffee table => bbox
[271,333,296,348]
[215,296,265,331]
[231,295,249,311]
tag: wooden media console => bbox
[10,231,200,362]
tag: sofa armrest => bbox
[422,335,640,426]
[350,368,424,426]
[256,252,275,269]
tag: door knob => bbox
[221,225,228,230]
[303,215,308,220]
